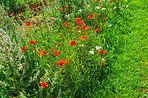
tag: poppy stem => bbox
[8,62,19,97]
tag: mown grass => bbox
[0,0,147,97]
[106,0,148,97]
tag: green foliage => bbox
[0,0,43,14]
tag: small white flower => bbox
[96,46,102,50]
[65,15,68,17]
[92,48,94,51]
[65,14,70,20]
[78,9,83,12]
[87,5,90,7]
[96,6,101,10]
[79,45,84,47]
[102,58,105,61]
[109,24,112,27]
[89,51,94,54]
[102,8,106,10]
[78,30,81,32]
[113,7,117,9]
[126,5,128,8]
[122,5,125,7]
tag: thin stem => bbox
[8,62,19,97]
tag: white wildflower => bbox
[79,45,84,47]
[65,14,70,20]
[122,5,125,7]
[126,5,128,8]
[89,51,94,54]
[78,9,83,12]
[96,46,102,50]
[113,7,117,9]
[92,48,94,51]
[96,6,101,10]
[87,5,90,7]
[102,8,106,10]
[102,58,105,61]
[109,24,112,27]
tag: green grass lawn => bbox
[107,0,148,97]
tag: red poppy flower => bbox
[50,47,54,50]
[54,50,60,56]
[83,55,86,58]
[76,26,79,28]
[76,18,83,25]
[85,27,90,31]
[22,46,28,52]
[40,82,48,88]
[27,27,30,31]
[58,61,65,67]
[26,22,30,26]
[98,13,101,16]
[35,22,38,26]
[76,17,81,22]
[81,35,87,41]
[38,49,41,52]
[99,50,104,54]
[65,5,70,9]
[39,50,47,56]
[87,15,92,20]
[139,70,141,72]
[106,52,109,54]
[57,34,61,36]
[70,40,76,46]
[83,32,86,34]
[60,8,64,10]
[30,40,36,45]
[52,18,55,20]
[80,21,84,25]
[80,25,86,29]
[64,21,69,27]
[62,58,69,64]
[102,17,107,20]
[57,42,60,47]
[96,28,101,32]
[99,23,101,25]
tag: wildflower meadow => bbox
[0,0,147,97]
